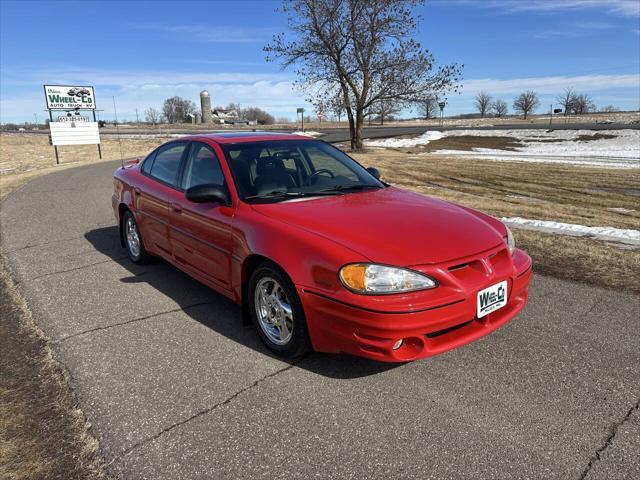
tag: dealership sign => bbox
[44,85,96,110]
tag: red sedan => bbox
[112,132,532,362]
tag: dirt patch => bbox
[404,135,522,153]
[575,133,617,141]
[0,257,112,480]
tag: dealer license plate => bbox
[477,281,508,318]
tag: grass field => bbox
[0,257,111,480]
[350,149,640,293]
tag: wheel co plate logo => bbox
[44,85,96,110]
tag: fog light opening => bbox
[392,339,404,350]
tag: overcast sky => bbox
[1,0,639,123]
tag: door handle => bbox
[171,203,182,213]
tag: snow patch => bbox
[366,131,445,148]
[502,217,640,246]
[367,128,640,168]
[292,131,323,137]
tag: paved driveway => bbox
[1,161,638,479]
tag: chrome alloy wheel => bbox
[125,216,141,258]
[254,277,294,345]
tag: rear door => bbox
[136,142,188,257]
[168,142,234,289]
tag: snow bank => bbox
[292,131,323,137]
[438,129,640,160]
[366,131,445,148]
[366,128,640,168]
[502,217,640,246]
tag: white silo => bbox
[200,90,212,123]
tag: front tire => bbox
[122,210,152,264]
[248,262,312,359]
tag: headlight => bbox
[505,225,515,254]
[339,264,437,294]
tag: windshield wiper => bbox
[317,184,383,193]
[244,190,342,201]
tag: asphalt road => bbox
[1,161,639,479]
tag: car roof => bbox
[178,131,316,144]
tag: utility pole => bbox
[135,108,140,124]
[549,104,553,128]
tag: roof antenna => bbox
[112,96,124,169]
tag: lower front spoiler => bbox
[299,267,532,362]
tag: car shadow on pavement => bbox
[85,226,399,379]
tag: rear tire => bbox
[248,262,312,359]
[122,210,152,265]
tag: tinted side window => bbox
[148,143,187,187]
[141,149,158,174]
[181,143,225,190]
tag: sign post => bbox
[316,111,323,127]
[43,85,100,164]
[438,101,446,128]
[296,107,305,132]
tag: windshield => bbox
[221,140,384,201]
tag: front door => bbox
[168,142,234,290]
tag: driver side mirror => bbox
[366,167,381,179]
[185,184,231,206]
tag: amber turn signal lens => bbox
[339,264,367,291]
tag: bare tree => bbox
[162,96,196,124]
[265,0,462,149]
[312,90,346,122]
[144,107,161,125]
[373,99,401,125]
[570,93,595,115]
[513,91,539,119]
[600,105,619,113]
[556,87,575,116]
[416,94,438,119]
[491,99,508,117]
[474,91,492,117]
[243,106,276,124]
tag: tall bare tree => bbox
[513,91,539,119]
[265,0,462,149]
[416,94,438,119]
[491,99,508,117]
[570,93,595,115]
[556,87,575,116]
[144,107,161,125]
[474,91,492,117]
[162,96,196,124]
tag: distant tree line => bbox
[467,87,612,120]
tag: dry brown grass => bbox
[351,150,640,293]
[0,257,112,480]
[0,133,169,198]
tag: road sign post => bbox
[297,107,305,132]
[438,101,446,128]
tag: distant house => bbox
[212,108,249,125]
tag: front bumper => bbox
[299,247,532,362]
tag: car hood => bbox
[251,187,506,265]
